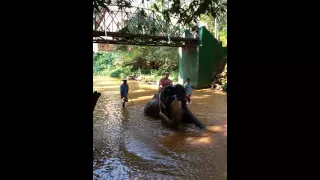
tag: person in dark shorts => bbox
[120,79,129,107]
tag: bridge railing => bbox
[93,5,198,39]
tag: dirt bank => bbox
[211,63,227,91]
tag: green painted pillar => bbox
[178,29,199,87]
[178,46,199,87]
[197,26,226,88]
[178,27,226,89]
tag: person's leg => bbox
[185,95,190,104]
[122,95,128,108]
[186,95,190,103]
[122,97,125,107]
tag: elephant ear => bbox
[163,84,186,101]
[173,84,186,100]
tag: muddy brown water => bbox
[93,77,227,180]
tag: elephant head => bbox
[158,84,187,127]
[144,84,206,129]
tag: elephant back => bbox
[144,93,161,117]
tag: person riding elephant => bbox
[144,84,206,130]
[158,72,173,92]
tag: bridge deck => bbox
[93,31,199,47]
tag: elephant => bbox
[93,91,101,111]
[144,84,206,129]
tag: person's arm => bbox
[126,84,129,93]
[169,80,173,85]
[159,79,163,89]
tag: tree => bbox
[199,11,227,45]
[93,0,227,28]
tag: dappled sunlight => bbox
[212,90,227,95]
[131,89,154,93]
[137,84,158,90]
[190,96,207,100]
[188,93,223,100]
[195,89,213,92]
[185,136,214,145]
[126,90,157,98]
[94,85,121,90]
[93,76,120,81]
[159,131,216,148]
[95,81,120,85]
[194,89,226,95]
[207,125,225,132]
[129,95,154,102]
[207,125,227,135]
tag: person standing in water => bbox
[120,79,129,107]
[184,78,192,104]
[158,72,173,92]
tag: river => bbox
[93,76,227,180]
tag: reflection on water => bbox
[93,76,227,180]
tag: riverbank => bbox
[93,75,227,93]
[211,63,227,91]
[93,49,179,83]
[93,51,227,92]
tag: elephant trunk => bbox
[169,99,183,126]
[159,112,172,125]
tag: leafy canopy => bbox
[93,0,227,27]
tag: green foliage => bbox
[219,30,227,46]
[109,69,123,78]
[199,13,227,46]
[223,83,227,91]
[93,0,227,45]
[93,45,180,83]
[93,52,115,74]
[199,14,215,33]
[120,9,165,36]
[93,0,227,28]
[172,71,179,82]
[93,0,227,84]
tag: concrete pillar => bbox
[178,46,199,88]
[178,27,226,89]
[178,29,200,88]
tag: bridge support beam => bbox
[179,27,227,89]
[178,46,199,87]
